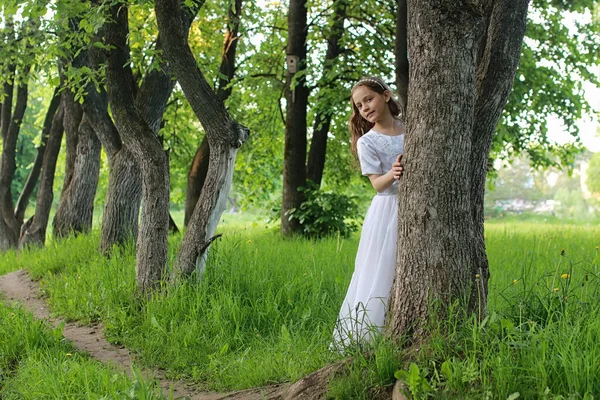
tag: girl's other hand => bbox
[392,154,403,180]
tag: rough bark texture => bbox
[0,78,28,251]
[15,87,61,226]
[75,47,140,252]
[184,0,241,226]
[388,1,483,338]
[155,0,249,279]
[19,103,65,248]
[468,0,530,317]
[387,0,530,339]
[52,113,101,238]
[99,147,141,254]
[105,3,170,293]
[306,0,347,187]
[281,0,309,236]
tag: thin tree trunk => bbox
[0,78,28,251]
[387,1,483,338]
[395,0,409,114]
[281,0,309,236]
[306,0,348,187]
[184,0,242,226]
[155,0,249,279]
[105,3,170,293]
[19,103,65,248]
[15,87,61,227]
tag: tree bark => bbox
[155,0,249,279]
[19,102,65,248]
[468,0,530,317]
[281,0,309,236]
[184,0,242,226]
[388,1,483,338]
[104,3,171,293]
[15,87,61,227]
[387,0,530,340]
[0,77,28,251]
[52,112,101,238]
[306,0,348,187]
[185,137,209,226]
[99,147,141,253]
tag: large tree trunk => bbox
[155,0,249,279]
[387,1,482,338]
[14,87,61,227]
[99,147,141,253]
[0,77,28,251]
[281,0,309,236]
[19,103,65,248]
[387,0,530,340]
[184,0,242,226]
[52,113,101,238]
[467,0,530,317]
[105,3,170,293]
[306,0,347,187]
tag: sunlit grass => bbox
[0,303,164,399]
[1,217,599,397]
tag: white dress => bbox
[332,129,404,348]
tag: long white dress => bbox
[332,129,404,348]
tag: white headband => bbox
[354,78,387,91]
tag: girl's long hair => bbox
[349,77,403,158]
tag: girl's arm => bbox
[367,155,403,192]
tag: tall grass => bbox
[0,303,164,399]
[1,220,599,398]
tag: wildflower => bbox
[247,240,252,243]
[66,353,72,357]
[553,288,559,292]
[513,279,518,284]
[561,273,569,279]
[596,246,599,251]
[10,312,15,318]
[475,274,480,280]
[561,248,565,256]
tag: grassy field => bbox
[1,216,599,399]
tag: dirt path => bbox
[0,270,291,400]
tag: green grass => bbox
[1,218,600,398]
[0,302,165,399]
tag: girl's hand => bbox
[392,154,404,180]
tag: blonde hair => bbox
[349,77,403,158]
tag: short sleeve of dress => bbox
[357,136,383,175]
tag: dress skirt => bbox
[332,193,398,348]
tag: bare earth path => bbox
[0,269,309,400]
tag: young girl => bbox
[332,77,404,348]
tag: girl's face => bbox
[351,86,391,123]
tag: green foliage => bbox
[285,184,361,239]
[0,303,164,399]
[394,363,433,400]
[494,1,600,169]
[586,152,600,194]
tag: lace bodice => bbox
[357,130,405,195]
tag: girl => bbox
[332,77,404,348]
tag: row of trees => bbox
[1,0,598,339]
